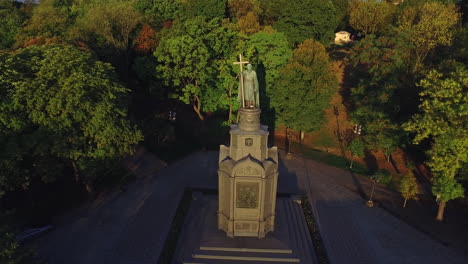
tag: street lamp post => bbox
[367,174,379,208]
[287,129,294,155]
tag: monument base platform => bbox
[172,194,317,264]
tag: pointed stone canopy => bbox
[218,108,278,238]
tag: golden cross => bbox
[233,54,249,108]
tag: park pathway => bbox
[282,152,466,264]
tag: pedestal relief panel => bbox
[236,182,259,209]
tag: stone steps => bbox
[288,199,318,264]
[177,197,318,264]
[185,245,300,264]
[283,199,317,264]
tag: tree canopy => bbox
[0,44,142,193]
[272,0,337,44]
[154,17,237,120]
[270,39,338,132]
[349,0,396,35]
[404,63,467,220]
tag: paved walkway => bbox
[283,152,466,264]
[37,150,466,264]
[38,151,219,264]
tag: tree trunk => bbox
[403,197,407,208]
[72,160,80,183]
[192,95,204,120]
[436,201,446,221]
[350,157,354,168]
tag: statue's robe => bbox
[238,69,259,108]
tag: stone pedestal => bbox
[218,108,278,238]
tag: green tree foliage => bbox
[228,0,262,35]
[76,1,142,78]
[237,12,261,35]
[0,228,36,264]
[398,173,420,207]
[347,137,365,169]
[258,0,282,25]
[154,17,237,120]
[348,33,410,155]
[181,0,226,19]
[398,1,460,73]
[228,0,261,19]
[332,0,350,30]
[404,64,467,220]
[349,0,396,35]
[247,29,292,97]
[270,39,338,132]
[18,0,72,43]
[0,45,142,193]
[272,0,337,44]
[0,0,26,49]
[134,0,182,23]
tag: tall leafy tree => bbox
[247,29,292,97]
[348,33,411,156]
[228,0,261,19]
[349,0,396,35]
[17,0,72,43]
[272,0,337,44]
[76,1,143,79]
[181,0,226,19]
[270,39,338,132]
[404,64,467,221]
[154,17,237,120]
[332,0,350,30]
[134,0,182,24]
[237,12,261,35]
[0,0,26,49]
[0,45,142,194]
[347,137,365,169]
[398,1,461,73]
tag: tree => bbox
[76,1,143,78]
[181,0,226,19]
[272,0,337,44]
[247,29,292,97]
[228,0,261,19]
[347,137,365,169]
[349,0,396,35]
[398,173,420,207]
[17,0,71,44]
[0,227,36,264]
[0,45,142,193]
[376,130,400,163]
[0,0,26,49]
[154,17,237,120]
[348,33,411,157]
[398,1,460,73]
[258,0,283,25]
[270,39,338,132]
[228,0,262,35]
[238,12,261,35]
[404,64,467,221]
[332,0,350,30]
[134,0,182,24]
[134,25,157,54]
